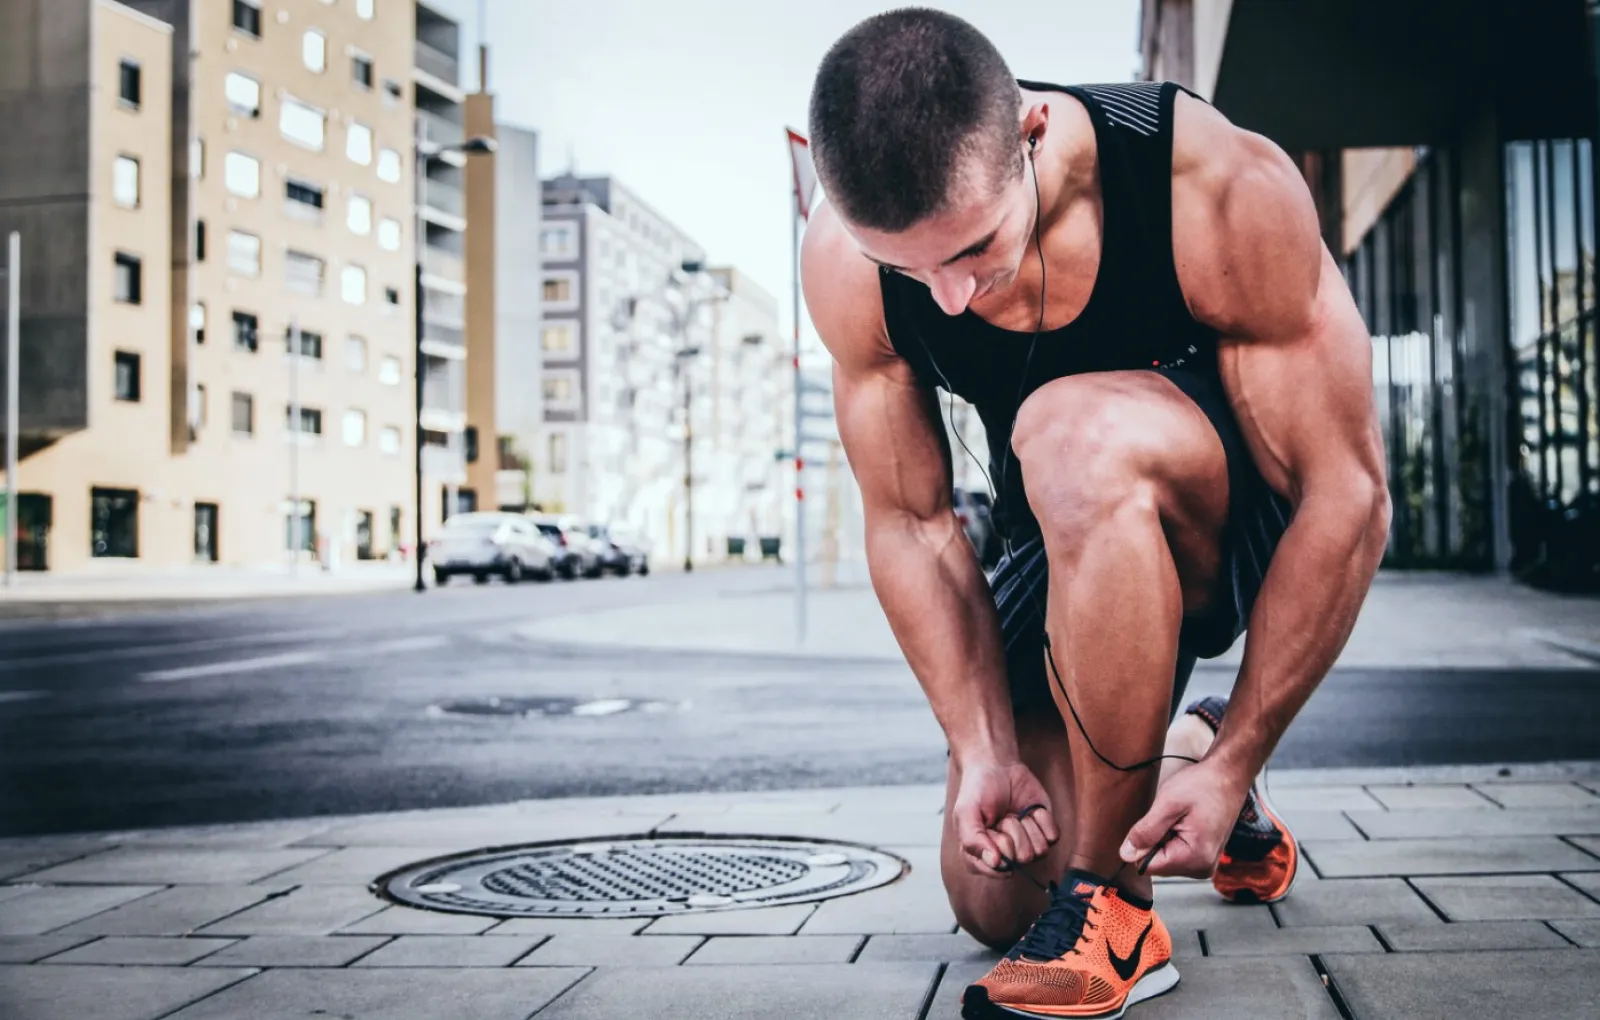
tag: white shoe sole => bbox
[988,962,1181,1019]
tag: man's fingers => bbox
[1120,798,1185,864]
[1023,805,1060,845]
[957,817,1008,876]
[994,816,1033,863]
[1015,814,1050,862]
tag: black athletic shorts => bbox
[989,366,1294,719]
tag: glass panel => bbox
[1581,140,1599,498]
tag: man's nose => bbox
[929,272,977,316]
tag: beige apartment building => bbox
[0,0,466,574]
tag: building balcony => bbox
[421,321,465,356]
[417,109,464,150]
[423,177,464,218]
[414,39,459,87]
[421,244,464,283]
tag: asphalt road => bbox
[0,569,1596,837]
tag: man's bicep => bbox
[833,357,953,523]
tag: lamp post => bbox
[2,232,17,587]
[413,126,496,593]
[613,260,726,573]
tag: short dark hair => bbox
[808,8,1022,232]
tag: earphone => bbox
[916,135,1202,784]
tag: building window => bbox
[379,425,401,454]
[285,499,316,553]
[543,275,575,305]
[287,405,323,436]
[113,155,140,208]
[227,230,261,276]
[352,54,374,89]
[378,355,402,385]
[342,409,367,446]
[285,177,325,221]
[190,301,206,344]
[279,98,326,151]
[285,250,325,295]
[232,0,262,38]
[341,264,367,305]
[548,433,567,474]
[540,222,578,258]
[346,121,373,166]
[195,219,207,262]
[232,391,255,434]
[193,382,207,428]
[225,72,260,117]
[377,218,400,250]
[232,310,259,352]
[114,351,141,402]
[302,30,326,73]
[543,374,574,405]
[542,322,576,355]
[376,148,401,184]
[384,286,400,308]
[91,488,139,559]
[356,0,374,19]
[191,138,205,180]
[382,78,403,104]
[118,60,141,107]
[345,336,368,372]
[286,326,323,360]
[113,252,142,304]
[224,151,260,198]
[347,194,372,235]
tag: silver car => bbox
[429,512,556,586]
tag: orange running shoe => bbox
[962,870,1179,1019]
[1184,696,1300,904]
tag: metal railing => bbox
[422,321,464,350]
[416,109,464,149]
[423,177,464,218]
[414,41,459,86]
[421,245,463,282]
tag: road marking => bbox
[369,635,450,655]
[0,628,347,673]
[140,651,327,683]
[572,699,633,717]
[0,690,46,704]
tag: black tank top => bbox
[880,79,1218,542]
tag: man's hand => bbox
[951,760,1059,878]
[1118,760,1251,878]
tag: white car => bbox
[429,512,556,586]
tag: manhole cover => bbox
[376,836,908,917]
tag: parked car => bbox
[557,516,609,578]
[529,514,604,579]
[429,512,556,586]
[953,489,999,568]
[587,523,650,576]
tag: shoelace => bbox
[1008,881,1100,962]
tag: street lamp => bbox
[612,260,726,572]
[414,130,496,594]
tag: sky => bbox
[430,0,1143,343]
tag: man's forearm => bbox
[1208,485,1390,780]
[866,515,1017,766]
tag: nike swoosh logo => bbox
[1108,921,1153,981]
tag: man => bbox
[801,9,1389,1019]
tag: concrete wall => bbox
[492,121,543,508]
[0,0,96,440]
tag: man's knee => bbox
[1013,378,1165,545]
[948,887,1034,952]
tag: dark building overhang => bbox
[1212,0,1595,149]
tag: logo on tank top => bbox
[1153,344,1200,370]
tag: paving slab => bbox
[1303,836,1600,877]
[856,933,1001,965]
[19,847,328,886]
[530,962,938,1020]
[0,841,119,883]
[0,963,255,1020]
[801,849,956,935]
[924,960,995,1020]
[1472,782,1600,809]
[1561,870,1600,898]
[684,934,863,965]
[1325,949,1600,1020]
[1550,919,1600,947]
[1344,807,1600,840]
[1262,785,1384,812]
[1149,882,1280,933]
[1203,924,1385,956]
[1377,920,1573,951]
[1137,957,1344,1019]
[1364,785,1499,810]
[302,813,672,848]
[0,885,163,936]
[54,885,277,936]
[1412,875,1600,921]
[98,819,337,849]
[487,917,650,936]
[159,966,589,1020]
[1273,878,1443,928]
[1268,809,1366,841]
[353,933,543,967]
[644,904,816,936]
[194,886,386,936]
[657,811,944,846]
[518,932,703,966]
[42,935,238,966]
[190,935,391,968]
[0,934,98,963]
[1571,835,1600,859]
[253,846,462,886]
[337,904,498,935]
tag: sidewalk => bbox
[520,570,1600,669]
[1,764,1598,1019]
[0,562,414,605]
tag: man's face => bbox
[844,152,1033,317]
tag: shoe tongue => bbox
[1064,868,1109,898]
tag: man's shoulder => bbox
[801,201,893,370]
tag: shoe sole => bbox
[962,961,1181,1019]
[1219,778,1300,905]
